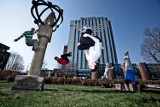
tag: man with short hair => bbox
[14,28,39,52]
[77,26,102,50]
[77,26,103,71]
[83,33,102,71]
[55,52,72,65]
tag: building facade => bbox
[66,17,118,77]
[0,43,10,70]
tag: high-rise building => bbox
[67,17,118,77]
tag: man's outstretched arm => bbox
[14,34,24,42]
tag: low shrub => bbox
[0,70,26,81]
[6,75,15,82]
[44,77,110,87]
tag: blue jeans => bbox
[125,70,135,82]
[25,39,39,51]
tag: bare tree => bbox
[64,62,77,77]
[141,26,160,63]
[5,52,24,71]
[54,61,77,77]
[62,61,77,70]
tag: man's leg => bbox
[26,39,33,46]
[78,44,90,50]
[61,53,70,63]
[61,52,72,58]
[80,36,95,47]
[66,52,72,57]
[26,39,39,51]
[33,39,39,51]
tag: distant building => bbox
[0,43,10,70]
[66,17,118,77]
[58,17,160,80]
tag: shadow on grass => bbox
[43,88,58,92]
[142,89,160,94]
[78,89,160,94]
[139,97,160,103]
[61,87,160,94]
[0,87,59,93]
[62,88,136,94]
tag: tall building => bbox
[67,17,118,77]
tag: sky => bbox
[0,0,160,71]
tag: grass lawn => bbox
[0,80,160,107]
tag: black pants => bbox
[61,52,71,62]
[78,35,101,50]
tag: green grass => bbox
[0,80,160,107]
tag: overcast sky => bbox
[0,0,160,71]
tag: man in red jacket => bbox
[55,52,72,65]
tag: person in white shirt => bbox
[101,63,114,80]
[124,51,136,83]
[83,33,102,71]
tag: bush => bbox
[44,77,53,84]
[6,75,15,82]
[0,70,26,81]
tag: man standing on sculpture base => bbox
[124,51,136,83]
[119,51,139,91]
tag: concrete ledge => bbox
[11,75,44,91]
[114,83,140,92]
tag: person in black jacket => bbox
[55,52,72,65]
[77,27,102,50]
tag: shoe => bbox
[34,48,39,52]
[32,47,39,52]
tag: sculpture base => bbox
[114,83,140,92]
[11,75,44,91]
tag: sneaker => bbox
[32,47,39,52]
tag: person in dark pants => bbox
[83,34,102,71]
[77,26,103,71]
[77,27,102,50]
[55,52,72,65]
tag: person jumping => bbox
[55,52,72,65]
[83,33,103,72]
[77,26,103,72]
[14,28,39,52]
[77,26,103,50]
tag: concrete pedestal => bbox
[115,83,140,92]
[11,75,44,91]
